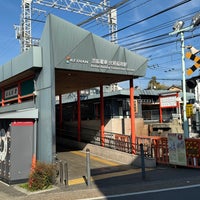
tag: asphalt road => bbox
[79,184,200,200]
[1,150,200,200]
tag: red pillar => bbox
[18,82,22,104]
[130,79,136,154]
[159,95,163,123]
[59,94,63,132]
[100,85,105,147]
[77,90,81,142]
[1,88,5,107]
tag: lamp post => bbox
[169,13,200,138]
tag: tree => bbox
[147,76,168,90]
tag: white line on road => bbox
[78,184,200,200]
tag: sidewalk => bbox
[1,150,200,200]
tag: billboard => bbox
[168,133,187,166]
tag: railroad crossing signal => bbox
[186,52,200,76]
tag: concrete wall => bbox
[64,117,149,138]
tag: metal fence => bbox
[57,127,153,157]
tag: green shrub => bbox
[28,161,56,191]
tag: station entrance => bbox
[0,14,147,183]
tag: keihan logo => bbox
[65,56,71,64]
[65,56,89,64]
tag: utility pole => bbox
[169,12,200,138]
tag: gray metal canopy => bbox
[0,14,147,95]
[40,14,148,95]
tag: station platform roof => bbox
[0,14,147,95]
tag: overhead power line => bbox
[117,0,152,17]
[102,0,192,38]
[122,33,169,48]
[81,0,140,32]
[130,32,200,51]
[77,0,129,26]
[117,10,199,43]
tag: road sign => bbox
[186,52,200,76]
[186,104,193,117]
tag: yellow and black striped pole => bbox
[186,52,200,76]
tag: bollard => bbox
[59,160,63,184]
[86,148,91,186]
[63,161,68,186]
[140,143,146,180]
[59,160,68,186]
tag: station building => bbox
[0,14,147,183]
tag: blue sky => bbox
[0,0,199,89]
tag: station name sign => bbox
[65,56,128,71]
[91,58,127,70]
[0,78,34,104]
[5,87,18,99]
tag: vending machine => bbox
[0,120,34,184]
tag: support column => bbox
[18,82,22,104]
[100,85,105,147]
[1,88,5,107]
[77,90,81,142]
[31,119,37,171]
[159,95,163,123]
[59,94,63,132]
[130,79,136,154]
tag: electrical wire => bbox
[77,0,130,26]
[4,0,200,87]
[102,0,192,38]
[116,10,199,44]
[117,0,152,17]
[129,32,200,51]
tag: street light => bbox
[169,12,200,138]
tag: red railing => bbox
[185,138,200,168]
[0,93,34,107]
[144,136,200,168]
[152,137,169,164]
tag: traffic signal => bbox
[186,79,197,89]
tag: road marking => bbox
[77,184,200,200]
[69,177,85,185]
[68,150,147,186]
[71,151,120,166]
[68,150,121,186]
[68,168,140,186]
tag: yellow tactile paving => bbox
[68,177,85,185]
[67,150,143,186]
[71,150,120,167]
[68,168,142,186]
